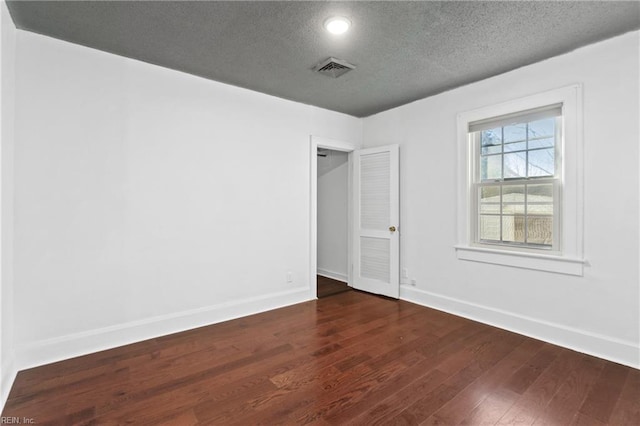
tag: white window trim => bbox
[455,85,585,276]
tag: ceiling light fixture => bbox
[324,16,351,35]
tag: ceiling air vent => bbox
[313,57,355,78]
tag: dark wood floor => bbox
[3,291,639,425]
[317,275,351,298]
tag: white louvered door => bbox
[352,145,399,298]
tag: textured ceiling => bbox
[6,1,640,117]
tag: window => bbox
[470,105,561,251]
[455,85,585,276]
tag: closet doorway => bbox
[310,136,400,300]
[317,148,351,298]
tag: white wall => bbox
[0,0,16,408]
[363,31,640,368]
[11,30,361,369]
[317,150,348,281]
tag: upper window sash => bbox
[471,114,562,183]
[468,103,562,133]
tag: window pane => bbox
[528,118,555,139]
[529,137,554,149]
[527,203,553,216]
[479,186,500,214]
[502,215,525,243]
[482,145,501,155]
[481,128,501,155]
[504,123,526,143]
[481,128,502,147]
[504,141,526,152]
[480,215,500,241]
[527,216,553,245]
[503,185,526,198]
[502,185,525,215]
[481,155,502,180]
[527,184,553,245]
[528,148,554,177]
[504,152,527,178]
[527,184,553,209]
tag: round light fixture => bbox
[324,16,351,35]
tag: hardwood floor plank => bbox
[609,368,640,425]
[196,315,437,423]
[379,370,453,425]
[578,361,629,423]
[423,338,544,425]
[92,351,287,423]
[391,329,523,424]
[317,275,351,298]
[268,322,429,392]
[532,356,606,425]
[496,346,584,425]
[570,412,606,426]
[99,344,290,414]
[155,408,199,426]
[244,334,438,424]
[502,343,560,395]
[229,321,480,425]
[2,291,638,425]
[355,327,515,424]
[459,387,520,426]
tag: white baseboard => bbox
[400,285,639,370]
[317,268,348,283]
[1,353,17,411]
[15,288,311,371]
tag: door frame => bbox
[309,135,357,299]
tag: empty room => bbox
[0,1,639,424]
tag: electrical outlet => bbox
[402,268,409,279]
[286,272,293,283]
[410,279,416,286]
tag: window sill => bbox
[454,245,585,276]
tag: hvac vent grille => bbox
[313,57,355,78]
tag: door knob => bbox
[389,226,396,232]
